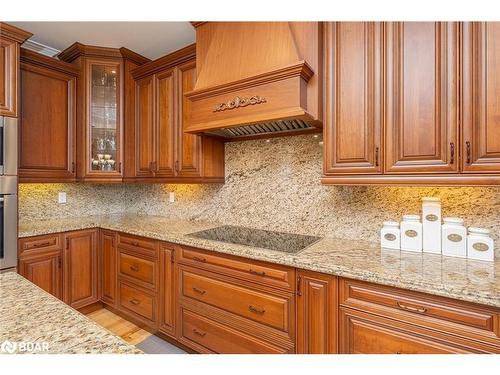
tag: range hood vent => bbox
[207,119,314,139]
[185,22,323,140]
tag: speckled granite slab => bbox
[18,214,500,309]
[0,272,141,354]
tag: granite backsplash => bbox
[19,134,500,256]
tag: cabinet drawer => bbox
[340,308,468,354]
[178,246,295,291]
[180,268,290,332]
[117,233,157,257]
[180,308,287,354]
[118,251,157,289]
[340,278,500,348]
[119,282,157,325]
[19,234,62,256]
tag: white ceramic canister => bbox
[422,197,442,254]
[380,221,400,250]
[467,227,495,262]
[400,215,423,252]
[441,217,467,258]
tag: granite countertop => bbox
[0,272,141,354]
[18,214,500,309]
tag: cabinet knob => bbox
[375,147,380,167]
[129,298,141,305]
[466,141,471,164]
[193,329,206,337]
[248,305,266,315]
[450,142,455,164]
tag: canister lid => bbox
[468,227,491,235]
[383,221,399,228]
[443,217,464,225]
[402,214,420,221]
[422,197,441,202]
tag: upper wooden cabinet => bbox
[131,45,224,182]
[385,22,459,174]
[58,43,149,182]
[323,22,383,175]
[462,22,500,174]
[19,48,78,182]
[0,22,32,117]
[323,22,500,186]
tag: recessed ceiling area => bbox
[10,22,196,60]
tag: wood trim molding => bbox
[58,42,147,64]
[190,22,207,28]
[184,61,314,101]
[119,47,151,65]
[131,44,196,79]
[0,22,32,43]
[20,48,79,76]
[321,174,500,186]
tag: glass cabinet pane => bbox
[90,64,118,172]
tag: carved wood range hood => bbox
[184,22,323,140]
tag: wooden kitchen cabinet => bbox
[296,270,338,354]
[63,229,99,309]
[159,243,176,337]
[462,22,500,174]
[18,250,62,300]
[0,23,32,117]
[323,22,383,175]
[100,230,117,306]
[385,22,459,174]
[131,44,225,182]
[19,48,78,182]
[58,43,149,182]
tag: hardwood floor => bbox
[86,308,152,345]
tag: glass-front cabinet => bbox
[86,59,122,179]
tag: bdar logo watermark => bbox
[1,340,49,353]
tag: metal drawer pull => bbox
[193,329,206,337]
[129,264,140,272]
[248,305,266,315]
[131,241,140,247]
[33,241,51,248]
[396,301,427,314]
[192,287,206,295]
[193,256,206,263]
[249,269,266,276]
[129,299,141,305]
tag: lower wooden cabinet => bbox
[63,229,99,309]
[296,270,338,354]
[18,250,62,299]
[100,230,117,306]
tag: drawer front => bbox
[181,268,290,332]
[340,308,467,354]
[118,251,157,289]
[19,234,62,256]
[119,282,157,324]
[117,233,157,256]
[179,247,295,291]
[180,308,287,354]
[340,278,500,345]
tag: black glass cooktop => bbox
[188,225,321,254]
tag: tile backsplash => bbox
[19,134,500,255]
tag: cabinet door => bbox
[176,60,202,177]
[0,37,17,117]
[462,22,500,173]
[64,229,99,309]
[339,308,468,354]
[19,59,76,182]
[385,22,459,173]
[296,271,338,354]
[18,251,62,299]
[159,244,175,337]
[85,59,123,180]
[135,75,155,177]
[324,22,383,175]
[155,69,176,177]
[100,230,117,306]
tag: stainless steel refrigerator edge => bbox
[0,116,18,271]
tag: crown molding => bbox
[0,22,33,43]
[190,22,207,28]
[119,47,151,65]
[20,47,80,76]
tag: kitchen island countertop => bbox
[18,214,500,310]
[0,272,141,354]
